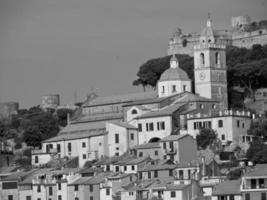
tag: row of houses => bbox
[1,154,267,200]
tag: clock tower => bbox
[194,16,228,110]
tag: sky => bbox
[0,0,266,108]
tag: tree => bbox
[227,167,243,180]
[246,140,267,163]
[56,108,74,127]
[248,119,267,139]
[133,54,194,90]
[23,126,42,147]
[196,128,217,149]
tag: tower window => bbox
[172,85,176,93]
[215,52,220,65]
[200,53,205,65]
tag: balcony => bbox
[31,148,58,155]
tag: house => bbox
[241,164,267,200]
[130,142,162,159]
[68,172,113,200]
[159,134,198,164]
[0,169,37,200]
[212,180,241,200]
[138,159,176,180]
[186,110,252,146]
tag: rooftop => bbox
[159,134,189,142]
[244,164,267,177]
[83,91,157,107]
[43,129,107,143]
[212,180,241,195]
[132,142,160,150]
[109,121,137,129]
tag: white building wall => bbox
[100,187,112,200]
[187,115,251,145]
[163,190,183,200]
[136,116,172,144]
[158,80,191,98]
[31,154,52,166]
[121,191,136,200]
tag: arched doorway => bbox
[149,137,160,143]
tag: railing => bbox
[31,148,58,155]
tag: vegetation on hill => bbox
[133,44,267,108]
[0,106,74,148]
[196,128,217,150]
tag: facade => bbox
[186,110,252,145]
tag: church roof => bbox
[159,67,190,82]
[83,91,157,107]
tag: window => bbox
[131,133,134,140]
[115,166,120,172]
[74,185,79,191]
[35,156,39,164]
[162,86,165,94]
[221,135,225,140]
[68,142,72,152]
[179,170,184,179]
[215,52,220,65]
[106,188,110,195]
[58,195,62,200]
[163,142,166,149]
[131,109,137,114]
[148,172,151,179]
[106,165,110,171]
[115,152,119,156]
[26,196,31,200]
[200,104,204,109]
[90,185,93,192]
[172,85,176,93]
[237,120,240,128]
[183,85,187,92]
[115,134,119,143]
[245,193,250,200]
[37,185,41,192]
[82,142,86,148]
[251,179,257,189]
[212,104,216,109]
[149,123,154,131]
[261,193,266,200]
[49,187,53,195]
[229,195,234,200]
[171,191,176,198]
[200,53,205,65]
[8,195,13,200]
[242,123,245,128]
[218,120,223,128]
[155,150,158,156]
[75,198,79,200]
[132,165,135,170]
[57,144,61,152]
[83,154,86,159]
[154,170,158,178]
[260,179,265,188]
[139,152,143,157]
[169,170,173,176]
[157,121,165,130]
[90,197,93,200]
[124,166,127,171]
[58,183,61,190]
[138,124,142,132]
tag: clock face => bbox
[199,72,206,80]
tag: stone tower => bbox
[194,17,228,110]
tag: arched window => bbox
[215,52,220,65]
[200,53,205,65]
[131,109,137,114]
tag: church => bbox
[31,17,252,167]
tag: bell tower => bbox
[194,16,228,110]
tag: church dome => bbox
[160,55,190,82]
[160,67,190,82]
